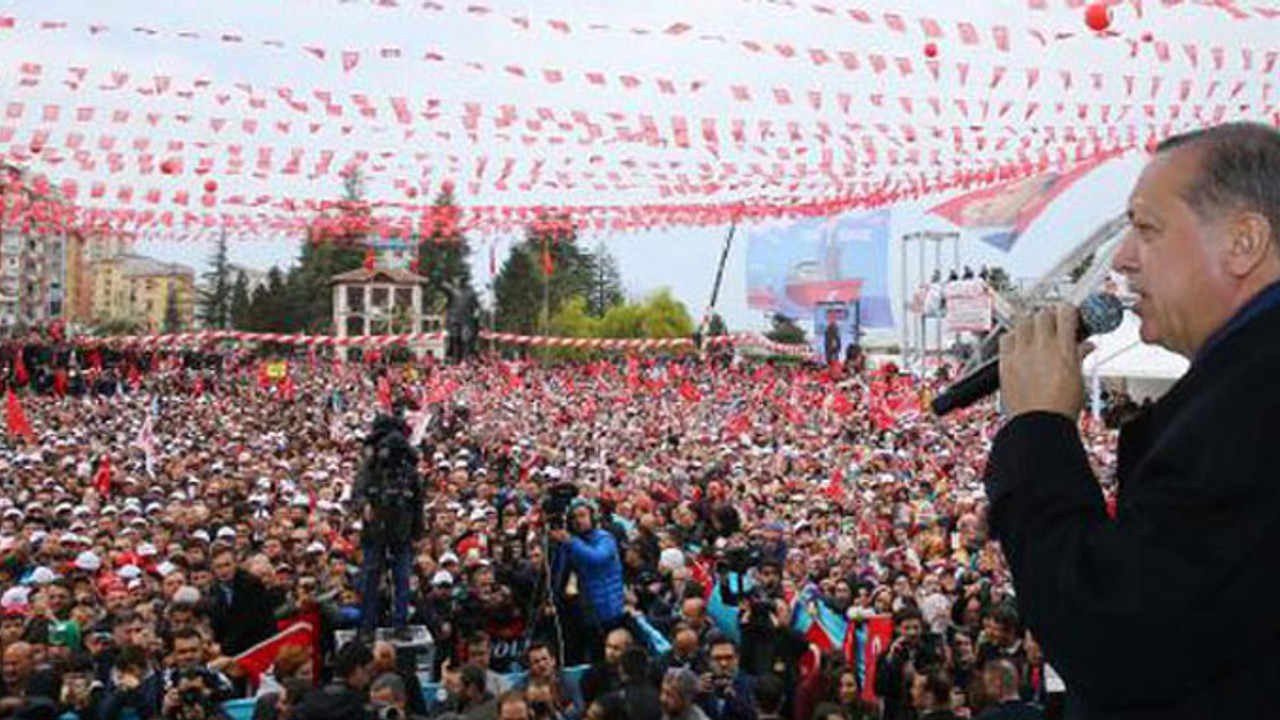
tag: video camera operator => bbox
[874,607,947,720]
[350,414,425,640]
[547,491,625,665]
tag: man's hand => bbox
[549,528,569,543]
[998,305,1090,419]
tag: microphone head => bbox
[1079,293,1125,336]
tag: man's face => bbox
[910,673,929,711]
[45,585,70,614]
[604,631,630,666]
[528,648,555,679]
[709,643,738,677]
[659,679,688,717]
[172,637,203,668]
[570,506,592,534]
[755,565,781,590]
[899,618,923,646]
[1,617,25,645]
[467,639,490,668]
[1114,147,1240,357]
[212,553,236,583]
[2,645,32,684]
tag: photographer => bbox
[695,635,755,720]
[731,561,805,717]
[350,417,424,639]
[874,607,945,720]
[161,669,231,720]
[549,497,625,665]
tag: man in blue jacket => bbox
[551,497,626,664]
[985,122,1280,717]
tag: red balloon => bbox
[160,159,179,175]
[1085,3,1112,32]
[204,180,218,194]
[924,42,939,59]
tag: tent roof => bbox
[1083,314,1188,381]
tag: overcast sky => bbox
[1,0,1273,331]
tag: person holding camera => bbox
[695,635,756,720]
[350,418,424,639]
[874,607,943,720]
[549,497,625,665]
[161,669,231,720]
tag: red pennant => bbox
[93,455,112,496]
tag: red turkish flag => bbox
[5,390,34,445]
[234,617,318,685]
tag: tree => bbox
[586,242,624,317]
[765,313,806,345]
[229,271,252,329]
[493,219,595,334]
[286,170,369,333]
[197,230,232,329]
[417,186,476,315]
[243,267,290,332]
[163,283,183,333]
[493,243,542,335]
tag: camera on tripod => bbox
[540,482,580,531]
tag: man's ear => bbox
[1225,211,1275,278]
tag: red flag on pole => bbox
[541,240,554,276]
[5,390,33,445]
[376,375,392,412]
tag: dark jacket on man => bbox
[975,701,1045,720]
[984,285,1280,719]
[207,569,278,656]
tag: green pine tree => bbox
[586,242,625,317]
[229,271,252,329]
[197,230,232,329]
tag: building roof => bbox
[330,267,429,285]
[120,254,195,278]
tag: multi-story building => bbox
[64,230,135,326]
[89,254,195,332]
[0,165,69,331]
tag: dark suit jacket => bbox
[985,293,1280,719]
[208,570,278,656]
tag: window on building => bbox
[346,286,365,312]
[345,315,365,336]
[394,288,412,310]
[371,287,389,307]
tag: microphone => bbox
[930,293,1126,416]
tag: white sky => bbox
[1,0,1275,331]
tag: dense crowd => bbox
[0,349,1123,720]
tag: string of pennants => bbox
[56,329,813,357]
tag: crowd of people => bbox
[0,346,1124,720]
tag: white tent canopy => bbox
[1084,313,1188,401]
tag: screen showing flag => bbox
[928,153,1114,252]
[747,210,893,328]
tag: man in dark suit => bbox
[207,545,277,657]
[985,121,1280,718]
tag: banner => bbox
[943,280,994,333]
[855,615,894,701]
[928,153,1114,251]
[747,210,894,329]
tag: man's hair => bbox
[619,646,649,682]
[169,626,203,647]
[892,606,923,627]
[754,674,786,715]
[918,669,953,709]
[497,690,528,713]
[460,665,488,694]
[1157,122,1280,246]
[370,672,407,703]
[525,641,552,662]
[465,629,490,647]
[992,604,1021,634]
[706,632,737,654]
[983,659,1021,698]
[333,640,373,679]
